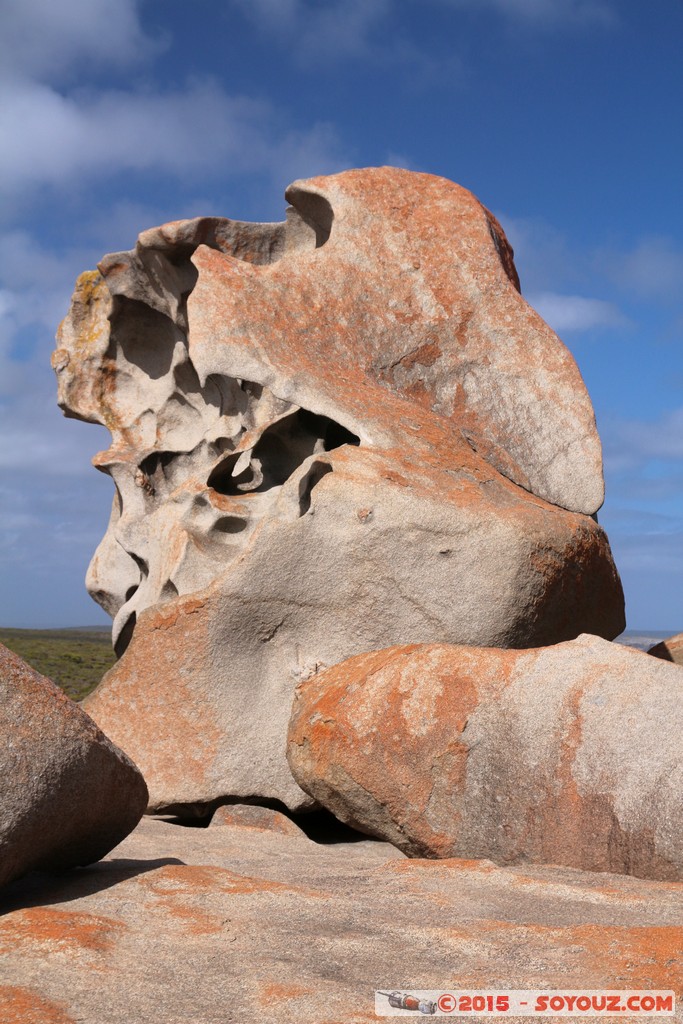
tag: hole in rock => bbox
[212,516,248,534]
[154,801,373,845]
[110,298,180,381]
[128,551,149,577]
[299,461,333,516]
[239,379,263,401]
[291,808,375,845]
[114,612,136,659]
[285,187,334,249]
[207,408,358,497]
[160,580,179,601]
[137,451,179,497]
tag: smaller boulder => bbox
[288,635,683,880]
[0,643,148,888]
[209,803,305,837]
[648,632,683,665]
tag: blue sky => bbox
[1,0,681,630]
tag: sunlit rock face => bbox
[288,636,683,881]
[53,167,624,814]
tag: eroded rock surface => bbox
[1,816,681,1024]
[54,168,624,814]
[288,634,683,880]
[0,644,147,889]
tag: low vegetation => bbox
[0,627,116,702]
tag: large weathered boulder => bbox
[649,632,683,665]
[53,168,624,814]
[288,634,683,880]
[0,643,148,888]
[1,815,681,1023]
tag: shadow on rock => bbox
[0,857,184,913]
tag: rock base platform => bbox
[1,816,682,1023]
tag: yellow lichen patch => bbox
[0,986,75,1024]
[74,268,104,302]
[68,270,111,352]
[0,907,125,955]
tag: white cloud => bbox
[231,0,392,63]
[443,0,617,29]
[605,408,683,465]
[0,0,160,85]
[495,212,582,294]
[528,291,628,332]
[0,77,347,201]
[600,236,683,303]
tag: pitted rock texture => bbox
[54,167,624,814]
[649,633,683,665]
[1,816,682,1024]
[288,634,683,881]
[0,643,147,889]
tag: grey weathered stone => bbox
[0,643,148,889]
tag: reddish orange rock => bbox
[288,634,683,880]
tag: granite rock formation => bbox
[0,643,147,889]
[288,634,683,880]
[1,815,680,1024]
[54,168,624,814]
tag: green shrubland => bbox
[0,627,116,702]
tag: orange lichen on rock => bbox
[258,982,314,1007]
[567,924,683,990]
[0,987,76,1024]
[289,635,683,880]
[0,908,125,955]
[139,863,323,899]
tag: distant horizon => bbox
[0,623,677,639]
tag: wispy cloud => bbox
[604,408,683,468]
[230,0,392,63]
[599,236,683,303]
[228,0,462,82]
[528,291,629,333]
[0,79,346,201]
[0,0,350,211]
[0,0,161,85]
[442,0,617,30]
